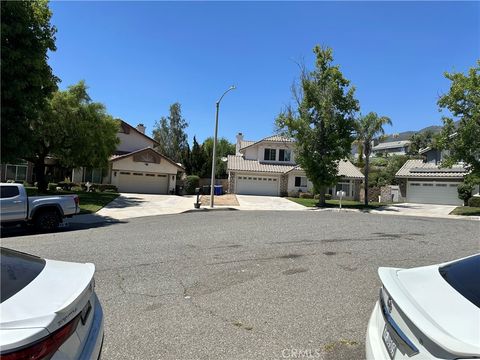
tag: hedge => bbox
[184,175,200,195]
[468,196,480,208]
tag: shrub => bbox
[468,196,480,208]
[71,186,83,192]
[325,194,332,200]
[98,184,118,192]
[184,175,200,195]
[299,192,313,199]
[288,190,300,198]
[48,183,58,191]
[57,181,80,191]
[457,183,473,205]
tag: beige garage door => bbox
[118,172,169,194]
[236,175,279,196]
[407,181,462,205]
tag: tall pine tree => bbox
[152,103,189,164]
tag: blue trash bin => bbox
[214,185,223,196]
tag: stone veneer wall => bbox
[280,174,288,197]
[228,172,236,193]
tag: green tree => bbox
[190,136,206,176]
[1,0,59,162]
[355,112,392,205]
[152,103,189,164]
[201,137,236,178]
[437,61,480,180]
[276,45,359,206]
[25,81,119,191]
[408,130,435,155]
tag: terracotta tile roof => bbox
[286,160,364,179]
[228,156,363,179]
[395,159,467,179]
[227,155,295,173]
[239,140,255,149]
[337,159,365,179]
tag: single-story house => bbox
[395,146,470,205]
[227,133,364,199]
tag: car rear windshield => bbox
[439,254,480,308]
[1,248,46,303]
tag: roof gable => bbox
[110,147,185,170]
[118,120,160,146]
[240,135,294,151]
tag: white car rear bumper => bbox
[78,294,104,360]
[366,301,390,360]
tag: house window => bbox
[264,148,276,161]
[84,168,103,183]
[5,164,27,181]
[295,176,307,187]
[279,149,291,162]
[336,182,350,196]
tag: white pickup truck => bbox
[0,183,80,232]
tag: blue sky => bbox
[49,1,479,145]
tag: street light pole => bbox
[210,85,236,207]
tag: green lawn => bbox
[450,206,480,216]
[26,187,119,214]
[288,197,386,210]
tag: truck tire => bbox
[34,209,60,232]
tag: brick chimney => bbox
[136,123,146,134]
[235,132,244,155]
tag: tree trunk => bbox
[34,158,47,193]
[364,154,370,206]
[316,186,326,207]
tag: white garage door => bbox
[407,181,462,205]
[118,172,169,194]
[236,175,279,196]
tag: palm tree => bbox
[355,112,392,205]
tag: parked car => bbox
[366,254,480,359]
[0,183,80,232]
[0,247,104,359]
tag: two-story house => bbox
[227,133,364,198]
[371,140,411,156]
[72,121,184,194]
[395,146,469,205]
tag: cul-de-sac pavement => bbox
[3,210,478,360]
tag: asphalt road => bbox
[2,211,479,360]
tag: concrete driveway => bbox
[371,202,457,219]
[96,193,196,220]
[235,195,306,211]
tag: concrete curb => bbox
[181,207,239,214]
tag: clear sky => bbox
[48,1,479,145]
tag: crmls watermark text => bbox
[281,348,323,359]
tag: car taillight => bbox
[74,196,79,206]
[1,314,80,360]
